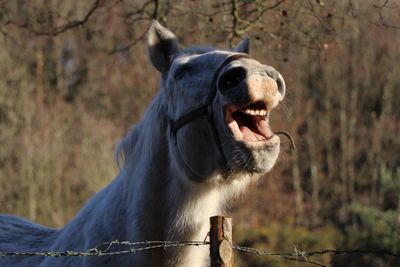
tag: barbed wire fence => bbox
[1,217,400,267]
[1,239,399,267]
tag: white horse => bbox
[0,21,286,267]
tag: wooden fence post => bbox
[209,216,233,267]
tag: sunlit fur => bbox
[0,21,283,267]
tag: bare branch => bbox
[108,27,150,54]
[230,0,240,40]
[152,0,159,20]
[5,0,103,36]
[374,0,400,29]
[306,0,334,34]
[240,0,286,33]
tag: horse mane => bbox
[115,93,167,171]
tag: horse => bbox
[0,20,286,267]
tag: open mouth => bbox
[225,102,274,143]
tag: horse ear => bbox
[148,20,180,73]
[234,37,250,54]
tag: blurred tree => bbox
[0,1,399,266]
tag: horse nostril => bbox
[276,74,286,99]
[218,67,247,92]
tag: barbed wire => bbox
[1,239,399,267]
[0,240,208,257]
[233,245,400,267]
[233,245,400,258]
[234,245,325,266]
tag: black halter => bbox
[170,53,250,178]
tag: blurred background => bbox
[0,0,399,266]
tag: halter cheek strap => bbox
[170,53,250,178]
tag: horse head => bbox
[148,20,286,185]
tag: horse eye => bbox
[218,67,247,91]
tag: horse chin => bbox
[222,135,280,176]
[244,135,280,173]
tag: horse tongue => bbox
[255,117,273,139]
[238,117,268,141]
[239,116,273,141]
[240,126,261,141]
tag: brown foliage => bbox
[0,1,399,266]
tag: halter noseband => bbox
[170,53,250,178]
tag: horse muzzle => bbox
[217,58,285,146]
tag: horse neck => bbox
[122,94,224,243]
[52,92,230,267]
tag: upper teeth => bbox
[240,109,267,116]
